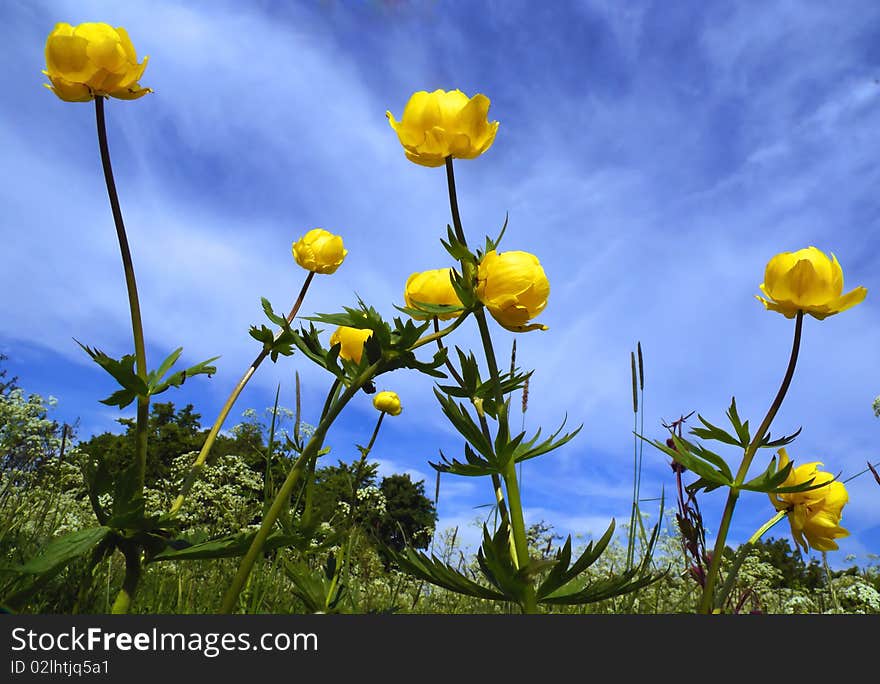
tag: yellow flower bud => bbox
[386,89,499,167]
[43,22,151,102]
[329,326,372,364]
[292,229,347,275]
[373,391,402,416]
[404,268,463,320]
[476,250,549,332]
[756,246,866,320]
[768,449,849,552]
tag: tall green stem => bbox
[169,271,315,516]
[699,311,804,614]
[474,308,535,612]
[219,363,380,613]
[95,97,148,613]
[445,156,467,247]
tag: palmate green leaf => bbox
[433,389,494,460]
[540,517,665,606]
[430,444,498,477]
[537,521,615,598]
[476,523,532,605]
[540,566,661,606]
[287,323,343,377]
[740,459,795,494]
[640,433,732,488]
[511,416,582,466]
[691,414,744,448]
[75,339,148,409]
[388,547,506,601]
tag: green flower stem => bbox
[474,308,536,612]
[445,156,467,247]
[336,411,387,610]
[409,311,469,351]
[219,362,380,613]
[168,271,316,517]
[699,310,804,614]
[433,317,512,533]
[302,377,343,530]
[95,96,148,490]
[95,97,149,613]
[746,509,787,545]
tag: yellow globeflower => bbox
[329,326,373,364]
[43,22,151,102]
[476,250,549,332]
[769,448,849,552]
[404,268,463,320]
[756,246,866,320]
[293,229,347,275]
[373,391,402,416]
[386,89,499,167]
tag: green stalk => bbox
[699,311,804,614]
[219,362,380,613]
[747,509,787,544]
[474,308,536,612]
[445,156,467,247]
[302,377,342,530]
[443,155,534,611]
[95,96,148,613]
[169,271,315,516]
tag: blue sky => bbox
[2,0,879,571]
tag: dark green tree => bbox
[76,401,266,487]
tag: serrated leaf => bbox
[640,433,732,487]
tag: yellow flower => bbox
[768,448,849,552]
[756,246,867,320]
[404,268,463,320]
[476,250,549,332]
[292,229,347,275]
[43,22,151,102]
[373,391,402,416]
[329,326,373,364]
[386,89,499,167]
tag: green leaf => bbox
[75,340,148,409]
[475,523,527,604]
[149,356,219,396]
[639,433,732,488]
[16,527,112,575]
[431,444,498,477]
[147,528,322,562]
[388,547,506,601]
[537,521,616,599]
[512,417,582,465]
[148,347,183,387]
[433,389,494,461]
[759,426,803,449]
[726,397,751,446]
[691,414,744,448]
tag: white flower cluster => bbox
[356,486,387,515]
